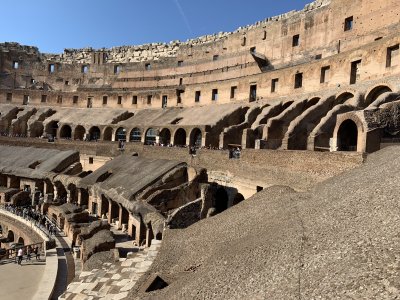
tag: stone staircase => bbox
[59,240,162,300]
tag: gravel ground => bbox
[129,146,400,299]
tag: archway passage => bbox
[74,125,86,140]
[7,230,14,242]
[365,86,392,106]
[190,128,202,147]
[159,128,171,145]
[17,237,24,245]
[337,120,358,151]
[145,128,157,145]
[130,128,141,142]
[214,187,229,214]
[89,126,101,141]
[46,121,59,138]
[60,125,72,139]
[232,193,245,206]
[174,128,187,146]
[115,127,126,141]
[103,127,113,141]
[30,123,44,138]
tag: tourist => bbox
[34,245,40,260]
[26,245,32,261]
[17,247,23,265]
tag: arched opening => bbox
[89,126,101,141]
[101,195,109,219]
[103,127,113,141]
[17,237,24,245]
[155,232,162,240]
[80,189,89,207]
[74,125,86,140]
[121,207,129,229]
[174,128,187,146]
[59,125,72,139]
[54,181,67,203]
[29,123,44,138]
[335,92,354,106]
[145,128,157,145]
[147,223,154,246]
[365,86,392,106]
[45,121,58,138]
[130,128,141,142]
[337,119,358,151]
[214,187,229,214]
[109,200,119,222]
[7,230,14,243]
[159,128,171,145]
[189,128,202,147]
[115,127,126,141]
[232,193,245,206]
[131,224,137,240]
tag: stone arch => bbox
[89,126,101,141]
[365,85,393,107]
[103,127,113,141]
[337,119,359,151]
[174,128,187,146]
[335,92,355,106]
[145,128,157,145]
[232,193,245,206]
[17,237,24,245]
[45,120,58,137]
[189,128,202,147]
[115,127,127,141]
[54,181,68,203]
[59,124,72,139]
[7,230,14,242]
[30,123,44,138]
[155,232,163,240]
[130,127,141,142]
[159,128,171,145]
[74,125,86,140]
[214,187,229,214]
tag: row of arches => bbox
[42,122,204,146]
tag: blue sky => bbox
[1,0,311,53]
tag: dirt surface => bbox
[130,146,400,299]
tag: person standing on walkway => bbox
[17,247,23,265]
[26,245,32,261]
[34,245,40,260]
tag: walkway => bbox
[0,257,46,300]
[59,239,162,300]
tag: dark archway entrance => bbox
[214,187,229,214]
[232,193,245,206]
[17,237,24,245]
[130,128,141,142]
[46,121,58,138]
[145,128,157,145]
[59,125,72,139]
[365,86,392,106]
[7,230,14,243]
[115,127,126,141]
[174,128,186,146]
[89,126,101,141]
[190,128,202,147]
[103,127,113,141]
[74,125,86,140]
[338,120,358,151]
[159,128,171,145]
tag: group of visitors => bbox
[16,244,41,265]
[3,204,58,238]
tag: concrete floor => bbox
[0,258,46,300]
